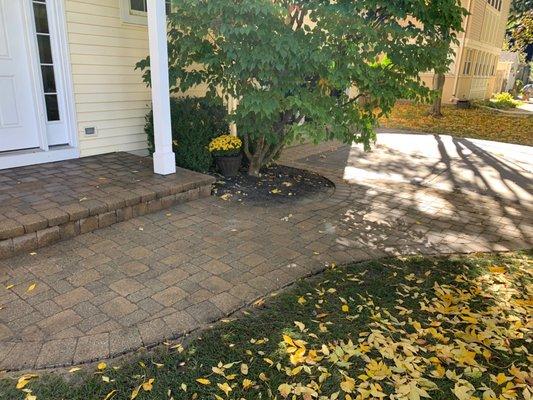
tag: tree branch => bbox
[263,138,286,165]
[341,93,363,107]
[242,133,252,160]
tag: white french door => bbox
[0,0,70,156]
[0,0,42,152]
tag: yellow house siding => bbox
[467,0,485,41]
[65,0,151,157]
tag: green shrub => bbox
[145,97,228,172]
[487,92,521,109]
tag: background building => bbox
[495,51,521,92]
[420,0,511,103]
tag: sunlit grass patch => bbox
[1,252,531,400]
[380,102,533,146]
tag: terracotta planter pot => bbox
[215,153,242,177]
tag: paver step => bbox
[0,153,215,260]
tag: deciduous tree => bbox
[138,0,466,176]
[506,0,533,62]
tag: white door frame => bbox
[0,0,78,169]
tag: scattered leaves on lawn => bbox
[381,102,533,146]
[4,253,532,400]
[187,253,532,400]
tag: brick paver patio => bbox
[0,134,531,371]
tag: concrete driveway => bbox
[295,132,532,204]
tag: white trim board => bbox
[50,0,78,150]
[0,146,79,169]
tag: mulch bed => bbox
[210,164,334,204]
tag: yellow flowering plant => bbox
[208,135,242,157]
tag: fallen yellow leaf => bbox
[142,378,154,391]
[240,363,248,375]
[242,379,254,390]
[130,385,141,400]
[16,374,38,389]
[217,382,232,396]
[279,383,293,397]
[103,390,117,400]
[340,377,355,393]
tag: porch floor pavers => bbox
[0,134,532,371]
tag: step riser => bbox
[0,184,212,260]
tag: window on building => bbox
[463,49,474,75]
[121,0,171,24]
[474,52,481,76]
[129,0,171,14]
[487,0,502,11]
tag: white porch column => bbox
[147,0,176,175]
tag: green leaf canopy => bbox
[138,0,466,174]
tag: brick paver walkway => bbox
[0,135,531,371]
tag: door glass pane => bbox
[41,65,56,93]
[45,95,60,121]
[33,0,60,122]
[33,2,49,34]
[37,35,53,64]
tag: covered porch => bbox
[0,0,212,257]
[0,0,177,175]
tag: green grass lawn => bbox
[1,252,531,400]
[380,102,533,146]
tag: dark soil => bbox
[210,164,334,204]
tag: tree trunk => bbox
[242,115,291,176]
[247,154,262,177]
[429,73,446,117]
